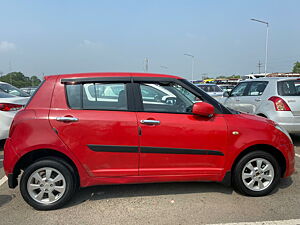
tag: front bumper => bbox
[281,142,295,178]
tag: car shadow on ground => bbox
[63,177,293,209]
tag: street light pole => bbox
[251,18,269,75]
[184,54,195,81]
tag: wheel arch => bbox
[257,113,267,118]
[231,144,286,177]
[13,149,80,188]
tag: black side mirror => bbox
[223,91,230,97]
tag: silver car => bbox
[221,77,300,134]
[196,84,224,100]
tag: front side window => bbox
[140,83,199,113]
[247,81,268,96]
[230,83,248,97]
[66,83,127,110]
[278,80,300,96]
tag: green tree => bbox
[292,61,300,73]
[0,72,41,88]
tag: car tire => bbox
[232,151,281,196]
[20,158,76,210]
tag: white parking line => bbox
[210,218,300,225]
[295,153,300,158]
[0,176,8,187]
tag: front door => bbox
[223,82,250,112]
[49,80,139,177]
[135,81,228,176]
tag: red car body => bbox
[4,73,295,190]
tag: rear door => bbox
[49,78,139,177]
[278,79,300,116]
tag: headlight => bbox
[275,124,293,143]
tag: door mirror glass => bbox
[223,91,230,97]
[192,102,214,117]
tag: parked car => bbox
[221,77,300,134]
[4,73,294,210]
[0,90,29,140]
[0,82,30,97]
[196,84,224,100]
[20,86,38,96]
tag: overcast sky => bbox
[0,0,299,80]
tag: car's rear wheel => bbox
[233,151,281,196]
[20,159,76,210]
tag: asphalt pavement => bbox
[0,136,299,225]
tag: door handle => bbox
[255,98,262,102]
[56,117,79,122]
[236,99,240,102]
[140,120,160,125]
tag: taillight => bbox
[268,96,291,111]
[0,103,23,111]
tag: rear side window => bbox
[66,83,128,110]
[246,81,268,96]
[278,80,300,96]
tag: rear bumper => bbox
[3,138,19,176]
[268,111,300,134]
[0,111,16,140]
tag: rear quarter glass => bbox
[277,80,300,96]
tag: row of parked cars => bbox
[1,77,299,142]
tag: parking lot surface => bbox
[0,136,299,225]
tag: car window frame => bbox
[62,76,231,114]
[64,81,135,112]
[133,81,224,115]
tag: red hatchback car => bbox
[4,73,295,210]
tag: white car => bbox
[0,91,29,140]
[0,81,30,97]
[196,84,224,100]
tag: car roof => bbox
[46,72,182,80]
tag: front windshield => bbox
[0,83,30,97]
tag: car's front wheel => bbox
[20,158,76,210]
[233,151,281,196]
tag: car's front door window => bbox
[230,83,249,97]
[140,83,199,113]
